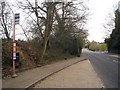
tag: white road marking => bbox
[109,55,118,58]
[113,60,120,63]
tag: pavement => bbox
[2,53,104,88]
[34,60,104,88]
[106,53,120,58]
[84,49,119,88]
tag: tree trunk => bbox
[39,3,55,64]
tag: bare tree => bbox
[17,0,57,63]
[54,1,88,39]
[0,1,13,39]
[103,12,115,37]
[16,0,88,63]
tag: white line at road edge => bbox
[113,60,120,63]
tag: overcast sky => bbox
[4,0,120,42]
[86,0,119,42]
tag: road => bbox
[83,49,119,88]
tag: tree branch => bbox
[38,6,47,13]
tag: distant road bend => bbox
[83,49,119,88]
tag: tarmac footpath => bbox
[34,60,104,88]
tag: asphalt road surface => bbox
[83,49,119,88]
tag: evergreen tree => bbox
[105,9,120,54]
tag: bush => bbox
[2,39,12,65]
[53,30,83,56]
[100,44,107,51]
[89,41,107,52]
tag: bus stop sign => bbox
[15,13,20,25]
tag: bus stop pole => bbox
[12,14,17,78]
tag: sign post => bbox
[12,13,20,78]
